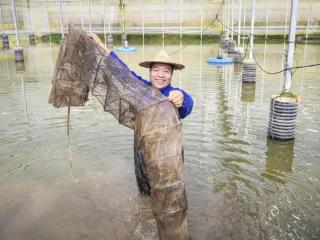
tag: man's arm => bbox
[170,89,193,119]
[178,89,193,119]
[88,33,150,85]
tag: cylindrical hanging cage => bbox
[242,59,256,83]
[268,95,298,140]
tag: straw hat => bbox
[139,50,185,70]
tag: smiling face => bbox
[150,63,173,90]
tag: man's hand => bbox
[87,33,109,53]
[168,90,184,108]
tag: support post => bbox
[11,0,20,47]
[226,0,230,38]
[179,0,182,40]
[12,0,24,62]
[161,0,164,48]
[283,0,299,92]
[27,0,36,44]
[200,1,203,40]
[238,0,242,46]
[59,0,64,38]
[249,0,255,60]
[142,0,144,46]
[0,6,4,33]
[88,0,92,33]
[231,0,234,41]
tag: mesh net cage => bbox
[49,24,189,240]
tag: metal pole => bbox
[88,0,92,33]
[80,0,84,29]
[238,0,242,46]
[0,7,4,33]
[11,0,20,46]
[64,2,68,26]
[104,1,106,45]
[200,1,203,40]
[108,0,111,35]
[223,0,226,34]
[121,2,125,33]
[280,0,290,80]
[284,0,289,41]
[179,0,182,40]
[226,0,230,37]
[162,0,164,48]
[59,0,64,38]
[27,0,33,33]
[46,5,52,45]
[142,0,144,46]
[305,0,312,40]
[283,0,299,92]
[265,0,269,39]
[243,0,246,47]
[231,0,234,41]
[300,0,312,96]
[249,0,256,60]
[179,39,182,88]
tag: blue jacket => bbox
[110,52,194,119]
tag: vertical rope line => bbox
[67,102,71,137]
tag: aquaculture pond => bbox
[0,41,319,240]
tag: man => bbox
[88,33,193,118]
[133,50,193,119]
[132,50,193,195]
[88,34,193,194]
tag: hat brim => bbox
[139,61,185,70]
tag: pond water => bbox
[0,41,319,240]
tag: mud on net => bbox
[49,25,189,240]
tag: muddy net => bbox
[49,25,189,240]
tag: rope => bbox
[67,102,71,137]
[169,13,320,75]
[250,48,320,75]
[169,15,219,56]
[169,1,225,56]
[216,17,241,36]
[215,17,320,75]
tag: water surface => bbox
[0,42,319,239]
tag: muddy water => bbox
[0,42,319,239]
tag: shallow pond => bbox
[0,41,319,239]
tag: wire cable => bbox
[216,16,320,75]
[216,16,241,36]
[169,2,225,55]
[250,48,320,75]
[169,15,220,55]
[170,14,320,75]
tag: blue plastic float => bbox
[118,47,136,53]
[207,57,233,64]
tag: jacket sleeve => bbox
[109,51,150,85]
[175,89,194,119]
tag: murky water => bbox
[0,42,319,240]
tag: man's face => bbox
[150,63,173,90]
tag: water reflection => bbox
[233,63,242,76]
[67,144,79,184]
[217,66,234,137]
[3,50,13,87]
[241,83,256,102]
[0,43,320,240]
[19,70,30,125]
[266,138,294,172]
[15,61,25,73]
[263,138,294,183]
[261,35,268,103]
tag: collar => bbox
[160,84,172,94]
